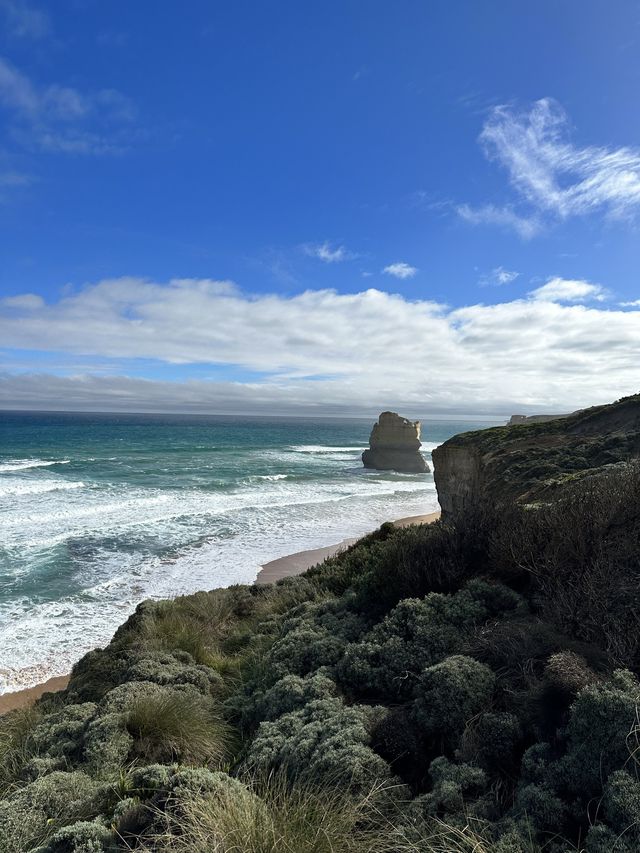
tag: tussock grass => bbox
[0,706,41,795]
[139,773,404,853]
[125,690,236,766]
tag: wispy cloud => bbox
[0,56,136,154]
[457,203,541,239]
[382,262,417,279]
[0,169,34,187]
[460,98,640,236]
[0,0,50,39]
[620,299,640,308]
[480,266,520,287]
[3,275,636,415]
[303,241,357,263]
[529,277,608,303]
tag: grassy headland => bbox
[1,397,639,851]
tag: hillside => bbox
[433,393,640,522]
[1,395,640,852]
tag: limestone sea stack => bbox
[362,411,429,473]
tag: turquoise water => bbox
[0,411,502,692]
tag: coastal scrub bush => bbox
[245,697,392,792]
[255,672,339,722]
[416,756,488,819]
[599,769,640,846]
[491,463,640,666]
[414,655,496,747]
[0,770,104,853]
[31,702,97,760]
[304,522,468,615]
[457,712,522,774]
[558,669,640,798]
[126,651,223,696]
[33,820,113,852]
[340,582,516,702]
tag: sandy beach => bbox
[0,510,439,715]
[256,511,441,584]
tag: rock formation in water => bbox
[433,393,640,523]
[362,411,429,473]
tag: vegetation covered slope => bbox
[433,392,640,521]
[1,397,640,852]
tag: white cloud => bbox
[1,276,639,415]
[480,266,520,287]
[460,98,640,235]
[0,0,50,38]
[457,203,540,239]
[1,292,44,309]
[0,55,135,154]
[620,299,640,308]
[382,262,418,279]
[303,242,356,263]
[529,277,607,303]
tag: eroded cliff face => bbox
[431,443,482,521]
[362,411,429,473]
[433,394,640,524]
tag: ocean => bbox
[0,410,502,693]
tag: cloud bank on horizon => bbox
[1,3,639,416]
[2,275,639,416]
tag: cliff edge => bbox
[433,393,640,523]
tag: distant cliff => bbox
[433,394,640,522]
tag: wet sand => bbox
[0,675,70,716]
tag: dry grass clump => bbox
[125,690,236,766]
[139,773,404,853]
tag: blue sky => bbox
[1,0,640,415]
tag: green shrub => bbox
[256,672,338,722]
[512,783,566,833]
[83,712,133,778]
[457,712,522,774]
[266,625,346,678]
[559,669,640,798]
[0,771,104,853]
[415,756,488,818]
[33,819,113,852]
[245,697,393,792]
[31,702,97,760]
[414,656,496,746]
[585,823,635,852]
[127,652,223,695]
[339,582,518,702]
[600,769,640,844]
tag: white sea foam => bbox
[0,459,71,472]
[0,480,439,693]
[287,445,365,453]
[0,478,85,497]
[0,426,446,695]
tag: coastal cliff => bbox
[2,394,640,852]
[433,392,640,523]
[362,411,428,473]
